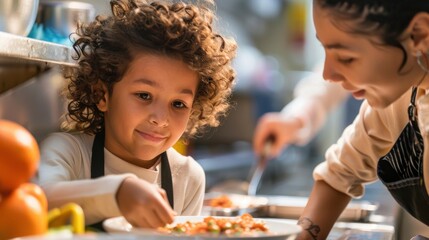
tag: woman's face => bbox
[313,2,423,108]
[99,53,198,168]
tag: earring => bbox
[417,50,429,73]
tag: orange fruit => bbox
[0,183,48,240]
[0,120,40,193]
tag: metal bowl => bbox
[36,1,95,38]
[0,0,39,36]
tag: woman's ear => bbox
[408,12,429,53]
[94,81,109,112]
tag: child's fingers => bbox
[129,215,151,229]
[130,205,170,228]
[153,193,175,225]
[144,208,166,228]
[157,188,168,202]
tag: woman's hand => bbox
[116,177,175,228]
[253,112,303,160]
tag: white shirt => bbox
[314,88,419,197]
[35,132,205,224]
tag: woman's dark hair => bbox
[316,0,429,71]
[62,0,237,138]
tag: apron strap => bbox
[408,87,418,120]
[91,131,174,206]
[91,130,105,178]
[160,151,174,208]
[408,87,424,146]
[89,130,174,230]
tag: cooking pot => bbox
[0,0,39,36]
[35,1,95,38]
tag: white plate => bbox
[103,216,301,240]
[11,233,140,240]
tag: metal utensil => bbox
[247,136,274,195]
[208,136,274,195]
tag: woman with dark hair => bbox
[297,1,429,239]
[36,0,236,229]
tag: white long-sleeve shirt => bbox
[314,87,423,197]
[35,132,205,224]
[281,72,349,145]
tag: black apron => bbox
[89,130,174,230]
[378,87,429,226]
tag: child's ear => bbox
[94,81,109,112]
[408,12,429,54]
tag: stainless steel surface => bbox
[330,221,394,240]
[37,1,95,37]
[202,192,379,224]
[395,207,429,240]
[0,31,76,67]
[0,31,77,93]
[277,219,394,240]
[0,0,39,36]
[0,16,75,152]
[0,68,66,142]
[265,195,378,222]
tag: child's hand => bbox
[116,177,175,228]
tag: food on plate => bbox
[157,213,269,236]
[209,194,234,208]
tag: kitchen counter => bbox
[194,144,398,239]
[275,219,394,240]
[196,144,397,221]
[0,31,76,66]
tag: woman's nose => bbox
[323,58,343,83]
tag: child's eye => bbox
[338,57,354,64]
[172,101,187,109]
[137,92,151,100]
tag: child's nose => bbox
[149,107,169,127]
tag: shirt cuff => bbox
[86,173,138,224]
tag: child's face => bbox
[313,2,423,109]
[98,53,198,167]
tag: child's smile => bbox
[136,129,168,144]
[98,53,198,168]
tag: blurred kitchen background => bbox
[1,0,428,238]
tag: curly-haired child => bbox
[35,0,236,229]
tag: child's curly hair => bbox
[62,0,237,139]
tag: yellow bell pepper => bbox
[48,203,85,234]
